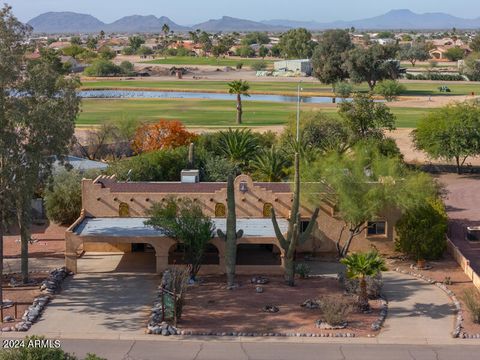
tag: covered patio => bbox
[66,216,289,275]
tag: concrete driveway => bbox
[29,253,159,336]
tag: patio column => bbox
[155,254,169,274]
[65,252,77,273]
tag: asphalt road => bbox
[25,339,480,360]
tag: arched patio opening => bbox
[236,244,282,265]
[168,243,220,265]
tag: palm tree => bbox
[162,23,170,38]
[250,146,288,182]
[227,80,250,125]
[340,251,387,311]
[218,128,257,166]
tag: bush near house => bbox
[44,169,101,225]
[395,198,448,261]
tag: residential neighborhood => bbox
[1,1,480,359]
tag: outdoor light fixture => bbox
[239,181,248,193]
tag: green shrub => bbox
[405,72,465,81]
[295,263,311,279]
[44,169,101,225]
[236,62,244,70]
[375,80,406,101]
[119,61,135,76]
[462,288,480,324]
[395,198,448,261]
[84,59,121,77]
[334,81,353,99]
[106,147,189,182]
[251,60,268,71]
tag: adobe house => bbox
[65,171,399,275]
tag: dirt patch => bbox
[3,223,66,259]
[390,256,480,335]
[179,275,380,337]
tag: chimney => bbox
[181,169,199,184]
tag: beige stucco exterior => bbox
[65,174,400,274]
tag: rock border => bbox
[371,298,388,331]
[394,267,463,338]
[1,267,71,333]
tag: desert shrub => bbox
[106,146,189,182]
[375,80,406,101]
[119,61,134,76]
[319,297,351,326]
[203,155,238,182]
[463,289,480,324]
[251,60,268,71]
[44,169,101,225]
[295,263,311,279]
[334,81,353,99]
[236,62,244,70]
[84,59,121,77]
[395,198,448,261]
[338,272,384,299]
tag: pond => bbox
[78,90,348,104]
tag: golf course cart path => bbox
[379,271,455,342]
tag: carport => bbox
[65,214,289,275]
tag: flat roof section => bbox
[74,217,290,238]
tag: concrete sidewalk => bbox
[379,271,455,341]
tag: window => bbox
[119,202,130,217]
[263,203,273,218]
[300,220,311,233]
[367,221,386,236]
[215,203,226,217]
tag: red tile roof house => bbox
[65,172,400,275]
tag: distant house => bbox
[273,59,312,76]
[48,41,71,51]
[53,156,109,173]
[371,38,397,46]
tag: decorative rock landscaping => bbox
[1,267,70,332]
[370,298,388,331]
[262,304,279,313]
[301,299,320,310]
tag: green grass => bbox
[141,56,273,67]
[81,79,480,97]
[78,98,433,129]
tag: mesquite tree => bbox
[217,174,243,287]
[271,153,319,286]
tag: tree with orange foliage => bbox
[132,120,196,153]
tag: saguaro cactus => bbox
[217,174,243,287]
[188,142,195,169]
[271,153,319,287]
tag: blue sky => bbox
[5,0,480,24]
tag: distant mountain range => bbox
[28,9,480,34]
[263,9,480,30]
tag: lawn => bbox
[81,79,480,97]
[142,56,273,68]
[78,98,432,129]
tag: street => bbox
[19,338,480,360]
